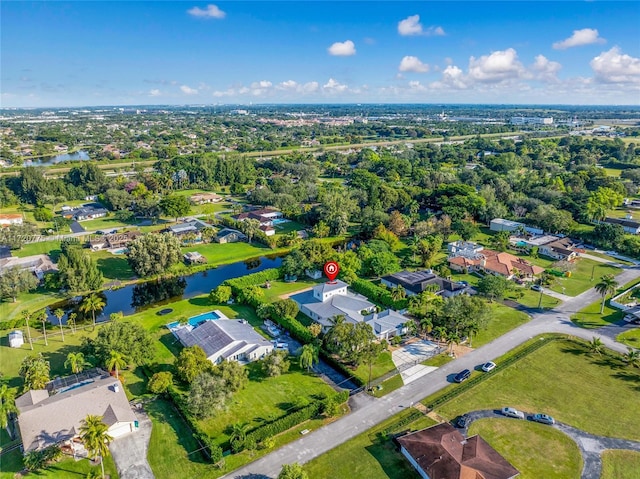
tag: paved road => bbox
[459,409,640,479]
[223,265,640,479]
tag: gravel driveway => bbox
[109,406,155,479]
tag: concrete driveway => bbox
[109,406,155,479]
[392,340,441,384]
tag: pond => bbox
[47,255,283,325]
[23,150,91,166]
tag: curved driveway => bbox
[224,265,640,479]
[460,409,640,479]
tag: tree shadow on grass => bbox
[612,370,640,391]
[145,398,209,465]
[364,439,421,479]
[159,331,182,358]
[188,296,210,307]
[96,256,135,280]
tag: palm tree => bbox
[34,310,48,346]
[68,312,77,334]
[432,326,447,347]
[403,320,418,338]
[419,317,433,338]
[447,332,461,355]
[594,274,619,314]
[298,344,319,373]
[230,421,248,445]
[65,352,89,374]
[588,336,604,356]
[0,383,18,431]
[623,348,640,368]
[21,310,33,350]
[54,308,65,342]
[390,285,406,302]
[106,350,128,379]
[80,294,106,329]
[242,218,261,244]
[79,415,113,479]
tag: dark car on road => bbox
[531,413,555,425]
[456,414,471,428]
[454,369,471,383]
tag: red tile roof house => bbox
[0,213,23,226]
[448,241,544,280]
[397,423,519,479]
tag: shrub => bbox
[147,371,173,394]
[351,278,408,310]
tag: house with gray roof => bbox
[381,270,468,298]
[16,372,137,453]
[174,319,273,364]
[216,228,247,244]
[363,309,409,340]
[291,280,376,332]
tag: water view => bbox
[47,255,283,324]
[24,150,91,166]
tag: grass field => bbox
[472,303,530,348]
[352,351,397,385]
[0,448,119,479]
[175,241,289,267]
[468,419,582,479]
[600,450,640,479]
[617,328,640,348]
[546,258,621,297]
[436,338,640,442]
[196,361,336,448]
[303,409,434,479]
[571,299,625,328]
[13,240,62,258]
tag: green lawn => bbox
[80,215,129,231]
[571,299,625,329]
[0,287,64,321]
[600,450,640,479]
[0,444,118,479]
[303,409,434,479]
[352,351,397,385]
[547,258,621,297]
[262,278,323,303]
[176,241,288,267]
[468,419,582,479]
[196,361,336,448]
[93,250,137,281]
[436,338,640,441]
[421,352,454,367]
[14,240,62,258]
[617,328,640,348]
[472,303,530,348]
[370,373,404,397]
[505,287,560,309]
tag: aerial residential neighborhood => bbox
[1,2,640,479]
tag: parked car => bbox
[454,369,471,383]
[501,407,525,419]
[481,361,496,373]
[531,413,555,425]
[457,280,469,286]
[531,284,543,292]
[456,414,471,428]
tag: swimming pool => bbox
[271,218,290,225]
[111,248,129,255]
[166,310,224,330]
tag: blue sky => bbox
[2,1,639,106]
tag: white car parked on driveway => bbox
[501,407,525,419]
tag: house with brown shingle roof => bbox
[447,241,543,280]
[397,423,519,479]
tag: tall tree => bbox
[34,309,48,346]
[188,372,231,418]
[80,293,106,329]
[54,308,65,342]
[0,384,18,430]
[0,267,38,303]
[85,321,154,368]
[158,194,191,222]
[594,274,619,314]
[21,310,33,350]
[126,233,182,277]
[106,350,128,379]
[19,354,50,391]
[240,218,261,244]
[79,415,113,479]
[65,351,90,374]
[298,344,319,373]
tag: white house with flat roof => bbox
[490,218,543,235]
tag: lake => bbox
[24,150,91,166]
[47,255,283,324]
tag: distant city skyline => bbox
[1,1,639,107]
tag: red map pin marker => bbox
[324,261,340,283]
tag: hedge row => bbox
[270,312,314,344]
[224,268,281,291]
[379,410,424,439]
[166,387,211,460]
[242,390,349,449]
[0,317,40,332]
[319,350,366,388]
[426,335,561,410]
[351,278,408,311]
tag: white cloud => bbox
[302,81,319,93]
[590,47,640,84]
[399,55,430,73]
[468,48,528,82]
[277,80,298,90]
[148,89,161,97]
[553,28,605,50]
[328,40,356,56]
[431,65,468,89]
[398,15,445,36]
[251,80,272,89]
[323,78,348,93]
[180,85,199,95]
[532,55,562,82]
[187,4,226,19]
